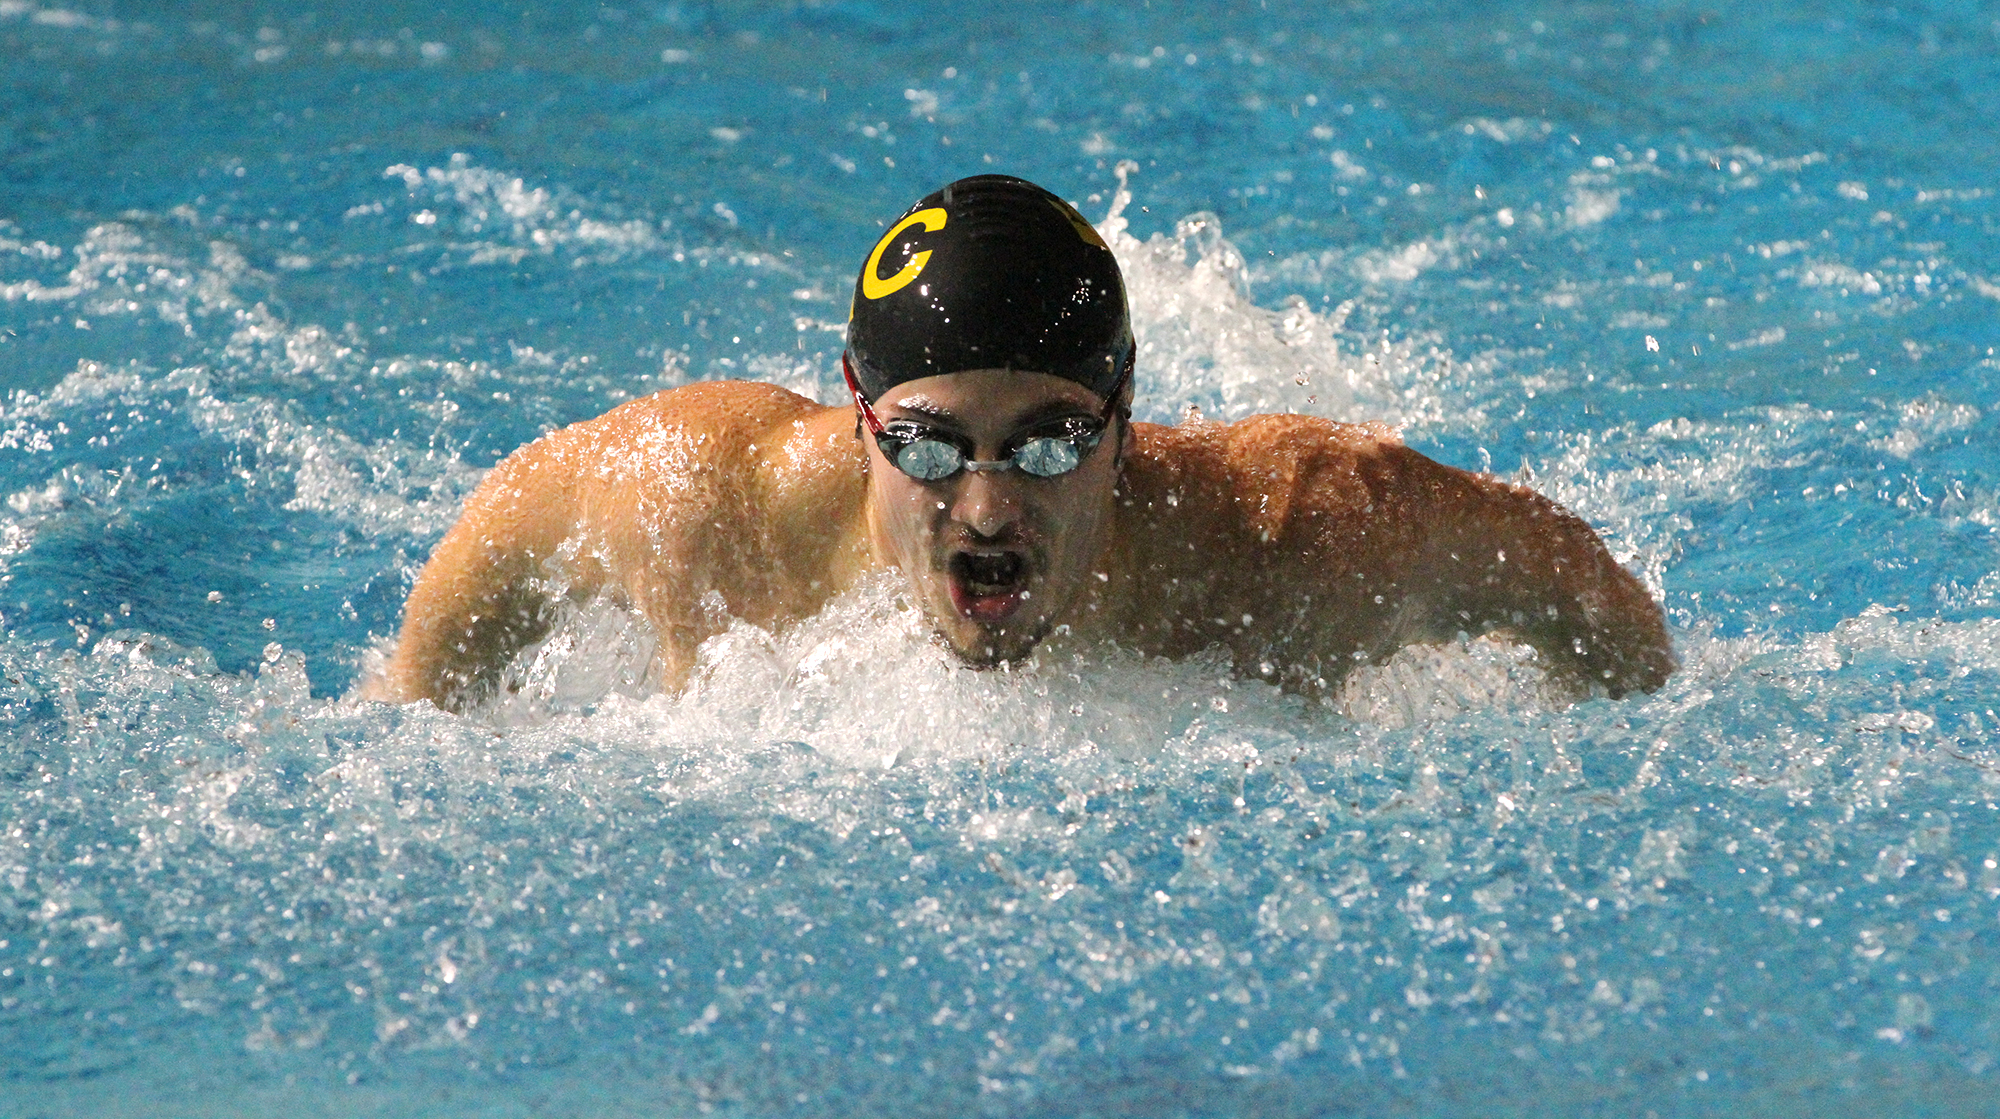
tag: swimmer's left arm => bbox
[1408,449,1672,695]
[1392,447,1675,697]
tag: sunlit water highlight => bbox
[3,2,1999,1115]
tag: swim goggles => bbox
[842,354,1130,482]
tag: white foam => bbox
[1872,395,1981,459]
[1564,183,1622,227]
[380,155,671,268]
[483,573,1316,771]
[0,212,516,559]
[1099,162,1407,424]
[0,1,122,32]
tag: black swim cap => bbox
[844,175,1133,403]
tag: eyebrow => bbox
[887,396,1098,433]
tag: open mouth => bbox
[947,550,1028,622]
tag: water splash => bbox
[1101,161,1435,427]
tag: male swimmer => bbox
[371,174,1674,712]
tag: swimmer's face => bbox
[861,369,1128,667]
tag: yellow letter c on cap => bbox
[861,207,946,300]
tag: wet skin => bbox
[860,370,1128,668]
[370,376,1675,711]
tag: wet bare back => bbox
[1106,414,1674,697]
[374,382,1672,709]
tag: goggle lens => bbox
[893,437,966,481]
[1011,435,1083,477]
[842,349,1132,484]
[881,422,1102,481]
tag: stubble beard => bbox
[939,612,1055,669]
[928,550,1060,669]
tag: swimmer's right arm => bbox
[363,382,867,712]
[366,434,589,710]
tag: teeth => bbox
[955,551,1024,592]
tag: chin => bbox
[936,618,1052,668]
[917,557,1064,667]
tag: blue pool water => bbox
[4,1,1999,1114]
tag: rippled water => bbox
[4,2,1999,1115]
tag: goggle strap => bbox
[1100,342,1135,423]
[842,354,886,435]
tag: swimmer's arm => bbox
[1401,452,1675,698]
[366,383,862,711]
[366,439,591,711]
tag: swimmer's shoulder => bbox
[573,379,839,449]
[503,380,849,482]
[1132,410,1401,459]
[1124,412,1409,509]
[459,380,858,547]
[1110,413,1420,637]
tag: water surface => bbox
[3,2,1999,1115]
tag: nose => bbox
[949,467,1022,538]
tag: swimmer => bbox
[369,174,1674,711]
